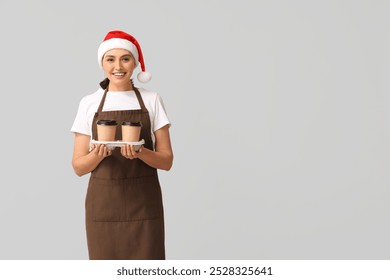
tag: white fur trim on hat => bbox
[137,71,152,83]
[97,38,139,68]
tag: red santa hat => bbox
[97,30,151,83]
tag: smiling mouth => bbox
[112,72,126,76]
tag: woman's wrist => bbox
[136,145,143,154]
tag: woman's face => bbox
[102,48,136,89]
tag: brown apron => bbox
[85,86,165,260]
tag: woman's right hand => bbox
[72,133,113,176]
[90,144,112,158]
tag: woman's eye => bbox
[122,57,130,62]
[106,58,114,62]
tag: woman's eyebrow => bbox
[105,54,132,58]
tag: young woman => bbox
[70,30,173,259]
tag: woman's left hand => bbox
[121,144,142,160]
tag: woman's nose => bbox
[115,60,123,70]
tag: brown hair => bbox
[100,78,110,89]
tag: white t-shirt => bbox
[70,87,171,145]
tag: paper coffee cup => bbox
[121,121,142,142]
[96,120,117,141]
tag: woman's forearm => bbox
[138,147,173,171]
[72,152,104,176]
[72,144,112,177]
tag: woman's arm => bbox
[121,125,173,171]
[72,133,112,176]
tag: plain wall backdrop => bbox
[0,0,389,259]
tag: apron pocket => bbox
[123,176,163,221]
[90,176,163,222]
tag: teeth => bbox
[113,73,125,76]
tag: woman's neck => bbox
[108,82,133,92]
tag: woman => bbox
[70,30,173,260]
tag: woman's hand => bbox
[72,133,112,176]
[91,144,112,159]
[122,125,173,170]
[120,144,142,160]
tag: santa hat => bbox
[97,30,151,83]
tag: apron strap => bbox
[134,87,148,113]
[97,88,109,114]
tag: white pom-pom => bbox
[137,71,152,83]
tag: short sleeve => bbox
[70,98,90,136]
[152,94,171,132]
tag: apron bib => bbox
[85,86,165,260]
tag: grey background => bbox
[0,0,389,259]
